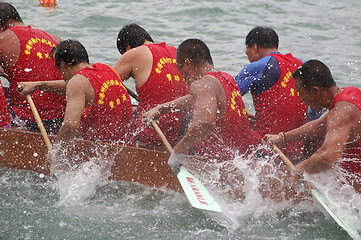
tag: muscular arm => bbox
[56,75,93,143]
[18,80,66,96]
[112,46,152,88]
[173,76,224,154]
[264,115,326,146]
[142,94,194,122]
[296,101,359,173]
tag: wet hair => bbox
[51,39,89,69]
[292,59,336,90]
[176,38,213,67]
[245,26,279,49]
[0,2,22,27]
[116,23,154,55]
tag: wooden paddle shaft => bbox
[26,95,52,151]
[272,144,296,171]
[151,121,172,153]
[125,85,139,102]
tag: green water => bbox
[0,168,354,239]
[1,0,361,239]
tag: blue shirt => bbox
[235,52,281,96]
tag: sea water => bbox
[1,0,361,239]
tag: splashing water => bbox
[53,159,111,206]
[181,145,361,235]
[49,141,121,207]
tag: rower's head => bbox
[0,2,23,30]
[116,23,154,55]
[245,26,279,63]
[292,59,336,110]
[176,38,213,84]
[51,39,89,82]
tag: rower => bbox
[143,39,257,172]
[112,24,190,150]
[51,39,135,146]
[235,26,308,161]
[263,59,361,192]
[0,2,66,134]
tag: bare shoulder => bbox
[0,29,17,45]
[66,74,91,93]
[113,45,151,67]
[328,100,361,125]
[190,75,222,96]
[125,45,152,62]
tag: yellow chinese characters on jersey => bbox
[24,37,57,59]
[98,79,128,109]
[155,57,183,82]
[230,90,247,117]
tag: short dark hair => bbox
[51,39,89,69]
[245,26,279,49]
[116,23,154,55]
[176,39,213,67]
[292,59,336,89]
[0,2,22,27]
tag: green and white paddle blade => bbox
[177,166,222,213]
[311,189,361,239]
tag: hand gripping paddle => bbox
[272,144,361,239]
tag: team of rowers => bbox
[0,2,360,191]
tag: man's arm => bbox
[173,77,222,154]
[142,94,194,123]
[112,46,152,88]
[263,114,327,146]
[295,102,358,174]
[235,56,276,96]
[56,76,89,143]
[18,80,66,96]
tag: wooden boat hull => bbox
[4,127,358,203]
[0,127,182,192]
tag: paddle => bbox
[26,94,52,151]
[151,121,222,212]
[124,85,139,102]
[272,144,361,239]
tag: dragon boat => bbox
[0,127,182,192]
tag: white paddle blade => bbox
[177,166,222,213]
[311,189,361,239]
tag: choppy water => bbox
[1,0,361,239]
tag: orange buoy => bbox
[38,0,57,4]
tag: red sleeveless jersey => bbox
[6,26,66,122]
[0,83,10,127]
[196,71,255,160]
[253,53,307,159]
[330,87,361,174]
[136,42,190,147]
[78,63,135,145]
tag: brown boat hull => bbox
[0,127,182,192]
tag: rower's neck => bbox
[199,63,214,78]
[4,21,25,29]
[326,86,341,109]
